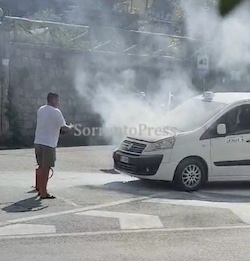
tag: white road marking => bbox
[0,224,250,240]
[76,210,163,230]
[199,189,250,197]
[144,198,250,224]
[230,205,250,224]
[0,224,56,236]
[55,196,81,207]
[0,196,150,227]
[144,198,232,208]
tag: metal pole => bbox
[0,8,5,134]
[203,76,206,92]
[130,0,133,12]
[0,10,10,134]
[0,19,2,133]
[0,8,3,24]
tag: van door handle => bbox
[246,140,250,142]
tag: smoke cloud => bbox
[74,0,250,144]
[183,0,250,73]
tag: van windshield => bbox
[164,98,227,132]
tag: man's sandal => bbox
[30,186,39,193]
[39,194,56,200]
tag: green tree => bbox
[67,0,134,27]
[218,0,245,16]
[29,9,61,22]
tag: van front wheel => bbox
[174,158,206,191]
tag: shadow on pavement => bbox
[103,179,175,195]
[1,196,48,212]
[103,179,250,204]
[204,181,250,190]
[100,169,120,174]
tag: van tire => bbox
[173,158,207,191]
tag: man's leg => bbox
[35,145,43,192]
[36,167,42,192]
[39,146,56,199]
[39,167,50,198]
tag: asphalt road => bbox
[1,146,250,261]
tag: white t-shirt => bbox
[34,105,67,148]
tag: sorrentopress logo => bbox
[73,124,179,137]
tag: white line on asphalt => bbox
[230,205,250,224]
[0,196,150,227]
[144,198,250,224]
[0,225,250,240]
[198,189,250,197]
[76,210,163,230]
[0,224,56,236]
[145,198,235,207]
[55,196,81,207]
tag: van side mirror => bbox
[217,124,226,135]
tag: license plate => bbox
[120,156,129,164]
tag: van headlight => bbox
[145,137,175,152]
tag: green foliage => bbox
[218,0,245,16]
[174,0,217,21]
[29,9,61,22]
[202,0,218,9]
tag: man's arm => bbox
[56,110,74,134]
[60,123,74,134]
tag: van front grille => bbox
[115,162,136,174]
[120,140,146,154]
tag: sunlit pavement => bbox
[1,146,250,261]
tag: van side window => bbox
[236,105,250,134]
[200,104,250,140]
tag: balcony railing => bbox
[4,16,210,60]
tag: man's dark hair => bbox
[47,93,59,103]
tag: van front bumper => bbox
[113,150,163,176]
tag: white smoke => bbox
[74,0,250,144]
[183,0,250,74]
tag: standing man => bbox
[34,93,73,199]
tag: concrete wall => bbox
[0,24,11,140]
[5,44,105,147]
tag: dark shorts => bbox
[35,144,56,168]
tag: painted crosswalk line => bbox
[76,210,163,230]
[0,224,56,236]
[144,198,250,224]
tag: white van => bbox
[113,92,250,191]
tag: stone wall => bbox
[0,25,10,137]
[6,44,106,147]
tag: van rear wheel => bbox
[174,158,206,191]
